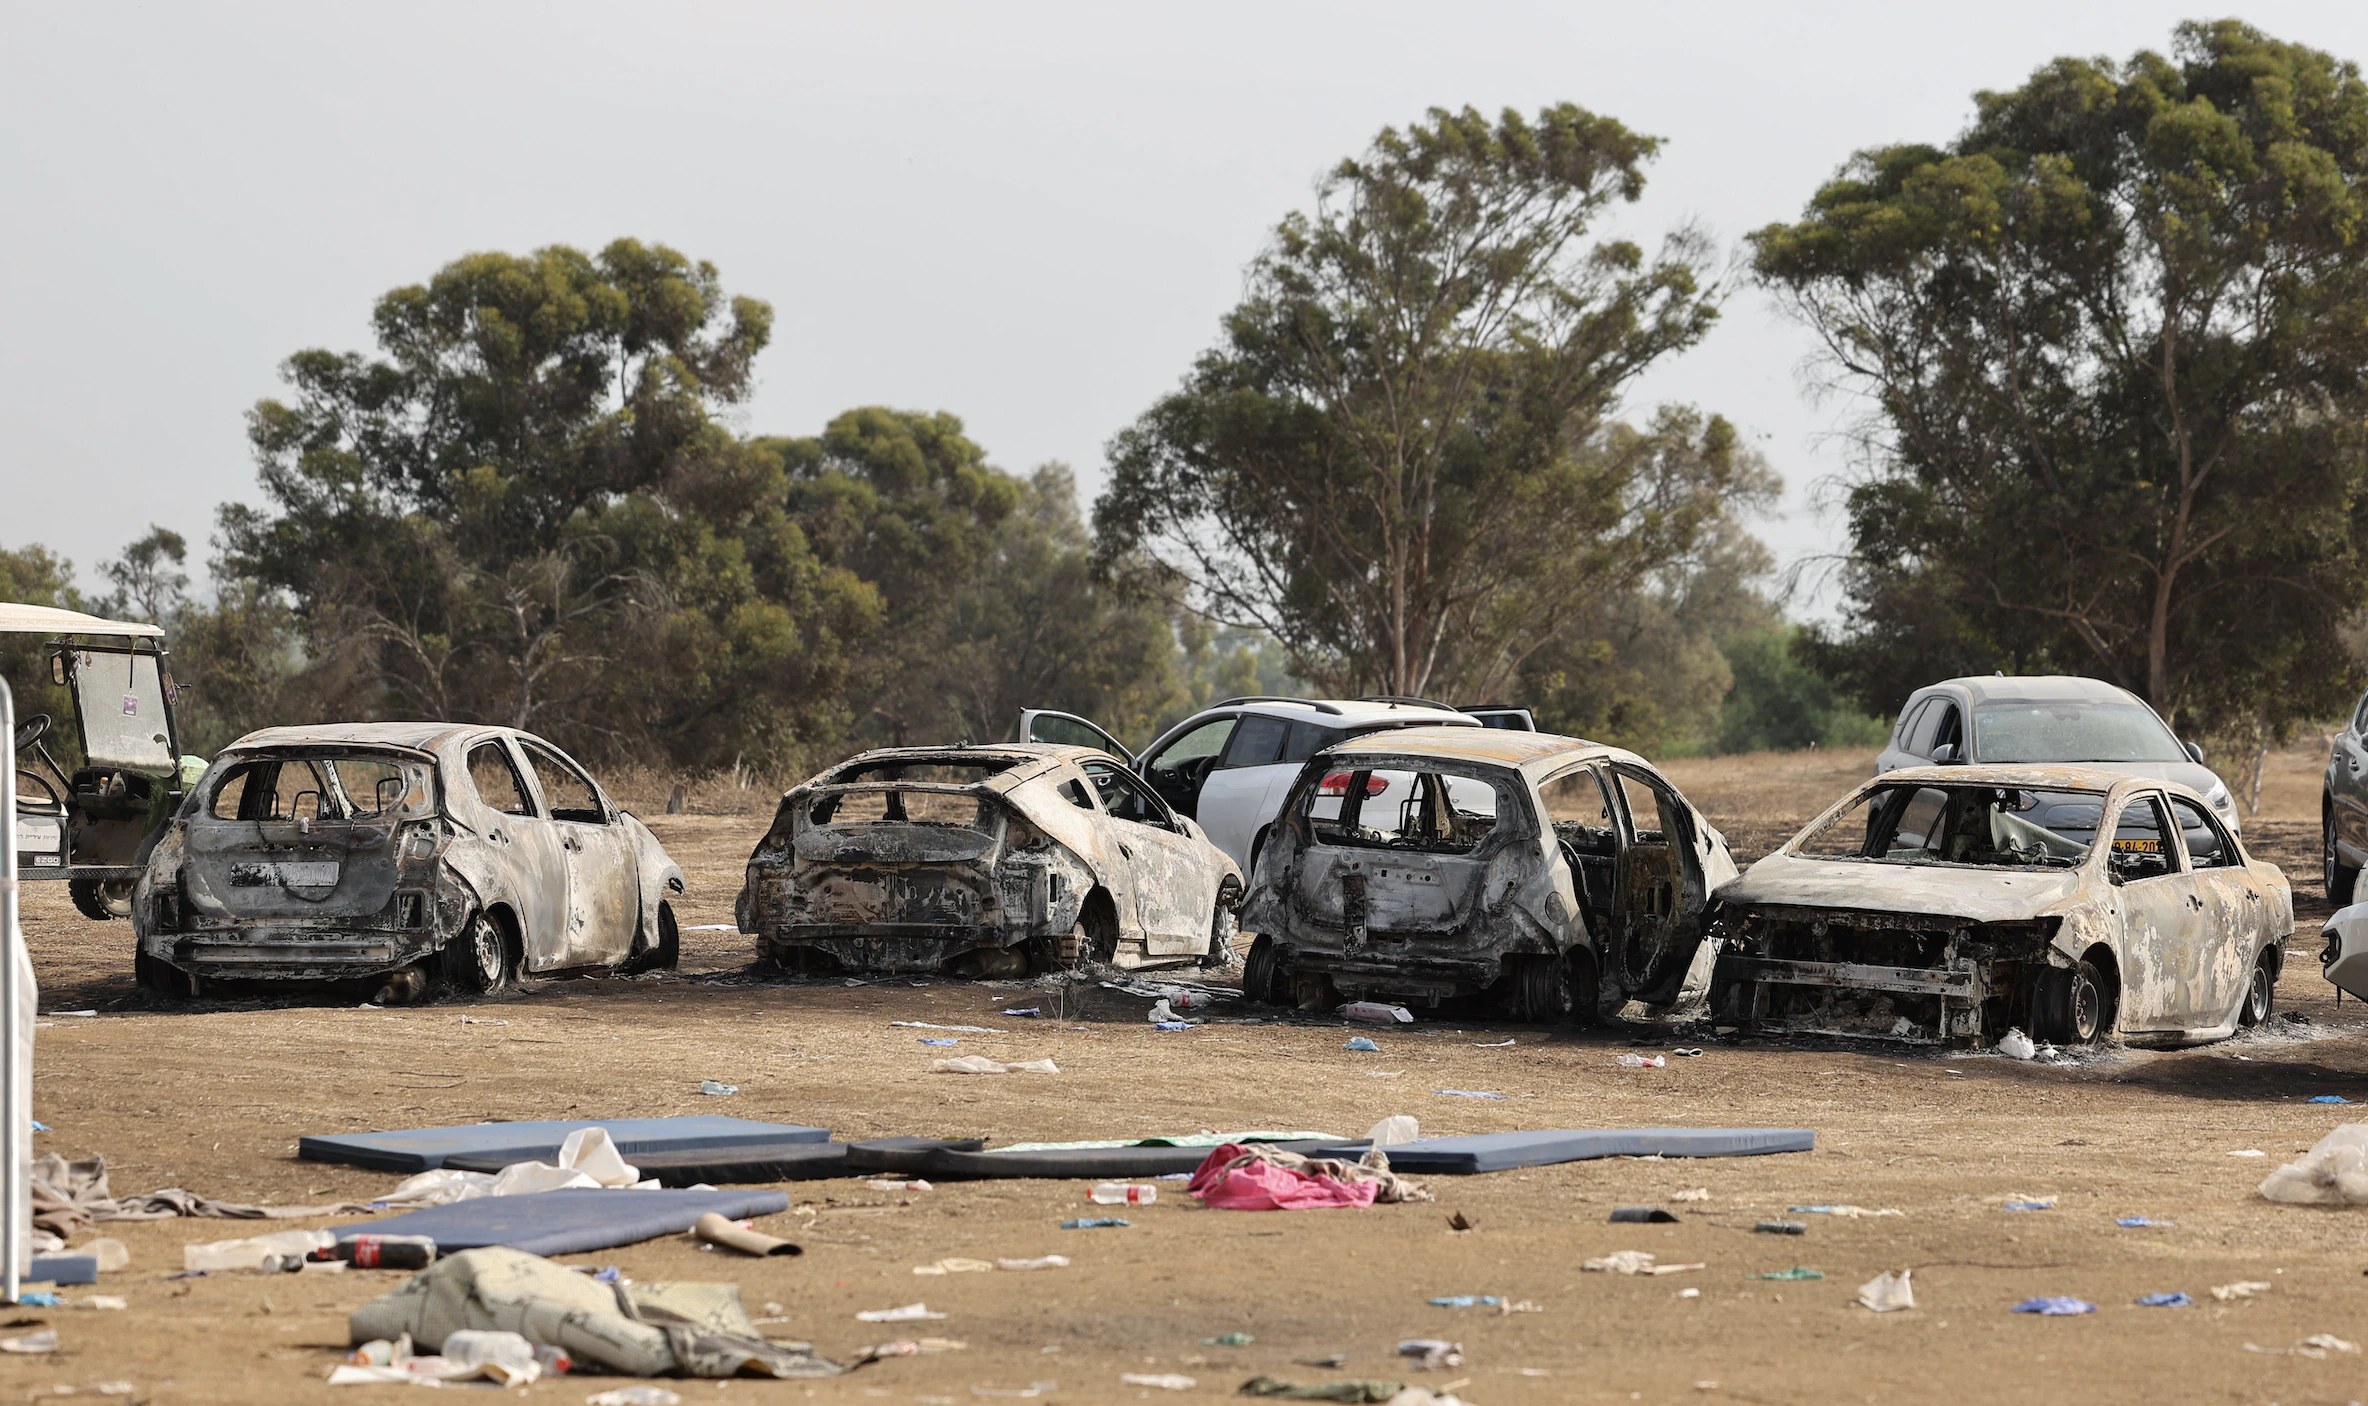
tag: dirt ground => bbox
[12,741,2368,1405]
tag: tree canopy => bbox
[1753,21,2368,735]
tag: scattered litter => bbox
[459,1016,509,1026]
[1153,1023,1193,1031]
[1788,1205,1900,1218]
[1668,1188,1710,1203]
[1295,1354,1348,1369]
[867,1180,932,1193]
[1090,1183,1157,1206]
[1343,1038,1381,1053]
[1670,1047,1704,1057]
[2228,1149,2268,1158]
[995,1256,1069,1271]
[1444,1212,1474,1233]
[2002,1198,2057,1212]
[1364,1116,1420,1147]
[1120,1374,1196,1390]
[2136,1292,2192,1307]
[891,1022,1004,1034]
[1754,1221,1805,1235]
[1237,1375,1405,1401]
[1748,1268,1823,1280]
[1002,1008,1042,1018]
[1146,999,1198,1027]
[2011,1297,2095,1316]
[2211,1281,2273,1301]
[1428,1296,1501,1308]
[184,1227,335,1272]
[1190,1142,1429,1210]
[1473,1039,1514,1049]
[1061,1218,1129,1229]
[15,1292,61,1306]
[586,1390,682,1406]
[2259,1124,2368,1204]
[919,1038,960,1047]
[2304,1333,2360,1354]
[1613,1054,1665,1069]
[79,1238,129,1272]
[1431,1090,1504,1100]
[1396,1339,1462,1370]
[1857,1270,1914,1313]
[931,1056,1059,1075]
[1583,1251,1700,1276]
[1341,1002,1414,1025]
[2308,1096,2352,1104]
[1203,1332,1255,1346]
[0,1328,57,1353]
[2116,1216,2175,1228]
[1679,1287,1701,1298]
[685,923,738,931]
[912,1259,994,1276]
[856,1303,947,1322]
[1610,1207,1678,1223]
[1997,1028,2037,1060]
[47,1011,97,1018]
[698,1081,738,1096]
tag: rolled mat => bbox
[333,1188,793,1257]
[694,1212,802,1256]
[1303,1127,1816,1173]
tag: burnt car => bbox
[1235,728,1738,1021]
[1709,766,2292,1046]
[735,744,1243,977]
[132,723,685,1000]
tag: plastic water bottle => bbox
[1090,1182,1156,1205]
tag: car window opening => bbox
[206,753,434,825]
[808,787,989,830]
[1971,701,2188,764]
[1304,767,1500,854]
[1796,784,2102,869]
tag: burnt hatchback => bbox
[133,723,685,1000]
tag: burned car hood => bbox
[1717,851,2086,924]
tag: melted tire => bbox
[2032,958,2107,1044]
[1242,934,1282,1005]
[2239,949,2276,1027]
[442,912,515,995]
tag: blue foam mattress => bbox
[299,1116,829,1173]
[334,1188,794,1256]
[1313,1127,1815,1173]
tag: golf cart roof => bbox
[0,603,164,640]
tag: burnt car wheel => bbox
[2032,958,2109,1045]
[1564,947,1602,1027]
[1198,880,1242,969]
[2239,948,2276,1028]
[624,901,681,975]
[2328,805,2360,905]
[1507,953,1570,1024]
[1241,934,1283,1005]
[69,877,133,922]
[133,949,187,1000]
[443,912,516,995]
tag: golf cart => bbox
[5,604,202,919]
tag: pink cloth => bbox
[1186,1143,1380,1211]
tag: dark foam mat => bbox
[298,1116,828,1174]
[446,1136,988,1187]
[334,1188,793,1256]
[1309,1127,1816,1173]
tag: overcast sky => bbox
[5,2,2362,614]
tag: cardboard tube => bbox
[693,1212,802,1257]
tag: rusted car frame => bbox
[735,744,1243,977]
[132,723,684,1000]
[1236,727,1738,1021]
[1708,764,2292,1047]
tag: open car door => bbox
[1017,709,1134,765]
[1603,763,1714,1006]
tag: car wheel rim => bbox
[2072,979,2099,1042]
[472,925,502,987]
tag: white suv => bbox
[1019,697,1532,872]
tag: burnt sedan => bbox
[1709,766,2291,1046]
[1236,728,1738,1021]
[133,723,685,1000]
[736,744,1244,977]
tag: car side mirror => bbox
[1930,743,1962,765]
[2183,741,2205,764]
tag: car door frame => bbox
[2165,792,2261,1027]
[2331,692,2368,869]
[1878,695,1937,773]
[1193,713,1298,871]
[460,736,571,971]
[1077,757,1219,956]
[1603,762,1711,1004]
[1019,709,1135,765]
[2104,788,2204,1033]
[516,736,639,968]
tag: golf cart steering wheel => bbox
[13,713,50,751]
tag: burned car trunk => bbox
[736,745,1240,977]
[1710,766,2292,1047]
[134,723,685,1000]
[1237,727,1737,1022]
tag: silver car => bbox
[1877,675,2236,831]
[134,723,685,1000]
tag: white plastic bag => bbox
[1858,1269,1914,1312]
[440,1329,541,1385]
[183,1228,333,1272]
[2259,1124,2368,1205]
[1364,1115,1421,1147]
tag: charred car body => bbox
[736,744,1244,977]
[133,723,684,1000]
[1709,766,2291,1046]
[1237,728,1738,1021]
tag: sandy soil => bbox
[10,743,2368,1405]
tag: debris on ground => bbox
[1613,1054,1665,1069]
[1583,1252,1701,1276]
[1754,1220,1805,1235]
[1188,1143,1431,1210]
[1396,1339,1461,1369]
[1609,1206,1678,1223]
[1061,1217,1130,1229]
[1203,1332,1254,1346]
[2258,1124,2368,1205]
[1748,1268,1823,1280]
[692,1212,801,1257]
[1856,1270,1914,1312]
[1997,1028,2037,1059]
[697,1081,737,1095]
[930,1056,1060,1075]
[1430,1090,1504,1100]
[855,1303,946,1322]
[1237,1375,1405,1401]
[1121,1373,1197,1390]
[2011,1297,2096,1316]
[1364,1116,1419,1147]
[585,1390,681,1406]
[33,1153,368,1234]
[1343,1037,1381,1053]
[1341,1003,1414,1025]
[1668,1188,1710,1202]
[2136,1292,2192,1306]
[2211,1281,2273,1301]
[2116,1216,2175,1228]
[370,1128,655,1208]
[911,1259,994,1276]
[1787,1204,1900,1218]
